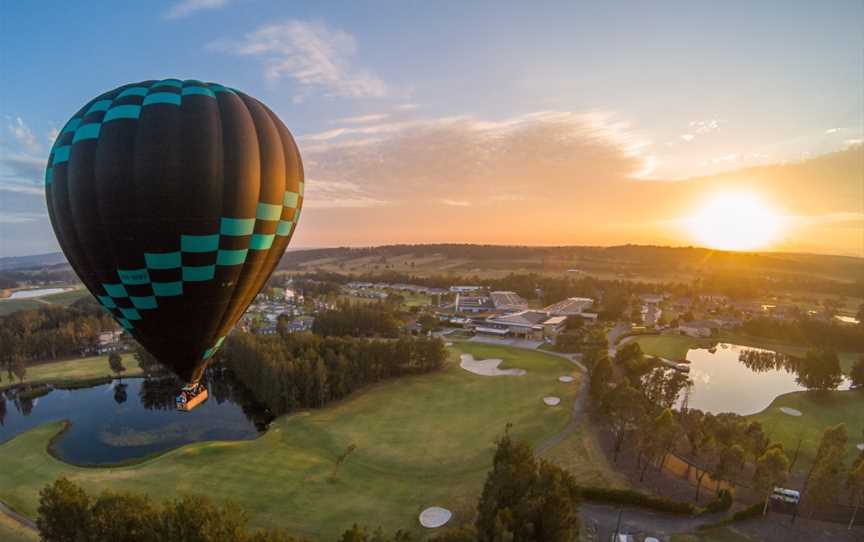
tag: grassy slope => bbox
[539,418,629,489]
[7,354,142,389]
[0,289,89,316]
[0,515,37,542]
[0,344,601,539]
[748,390,864,473]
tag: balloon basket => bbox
[175,383,208,412]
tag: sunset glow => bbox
[687,192,784,251]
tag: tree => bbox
[588,356,612,401]
[11,355,26,383]
[795,349,844,391]
[804,424,848,510]
[847,459,864,530]
[134,343,162,375]
[713,444,746,494]
[754,447,790,516]
[37,478,93,542]
[113,383,128,405]
[602,384,646,462]
[108,352,125,381]
[850,356,864,389]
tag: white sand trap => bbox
[544,396,561,406]
[460,354,526,376]
[419,507,452,528]
[445,342,453,346]
[780,407,803,417]
[857,443,864,451]
[558,375,575,383]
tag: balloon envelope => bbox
[45,79,304,383]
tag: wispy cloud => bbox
[0,211,46,224]
[8,117,41,154]
[303,179,387,209]
[164,0,229,20]
[334,113,390,125]
[440,199,471,207]
[209,20,387,99]
[689,119,723,134]
[395,103,419,111]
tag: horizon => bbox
[1,1,862,258]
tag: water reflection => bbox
[0,366,272,465]
[680,344,850,416]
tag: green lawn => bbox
[3,354,142,390]
[0,289,89,316]
[748,390,864,474]
[632,335,711,360]
[0,344,590,539]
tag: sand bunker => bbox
[444,342,453,346]
[558,376,575,383]
[460,354,526,376]
[857,443,864,451]
[419,507,452,528]
[780,407,802,417]
[543,396,561,406]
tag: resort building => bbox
[544,297,594,317]
[490,291,528,312]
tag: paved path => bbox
[530,350,589,457]
[0,499,37,534]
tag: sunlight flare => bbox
[687,192,785,251]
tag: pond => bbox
[0,369,272,465]
[4,287,72,299]
[681,343,851,416]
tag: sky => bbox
[1,1,862,257]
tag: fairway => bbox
[749,390,864,474]
[1,354,141,389]
[0,344,588,539]
[0,289,89,316]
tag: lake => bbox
[0,369,272,465]
[681,343,851,416]
[4,287,72,299]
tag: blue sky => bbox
[1,1,862,256]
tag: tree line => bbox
[0,298,116,382]
[588,342,864,521]
[220,331,446,415]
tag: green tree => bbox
[37,478,93,542]
[795,350,844,391]
[602,384,646,462]
[588,356,612,401]
[804,424,848,509]
[134,343,162,374]
[850,356,864,389]
[754,447,790,515]
[108,352,125,381]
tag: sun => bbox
[687,192,784,251]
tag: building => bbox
[490,291,528,312]
[679,320,719,337]
[450,285,483,293]
[544,297,594,317]
[456,294,495,313]
[479,310,565,340]
[97,330,123,354]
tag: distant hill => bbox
[0,252,67,271]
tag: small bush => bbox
[575,486,696,515]
[702,490,733,514]
[731,502,763,521]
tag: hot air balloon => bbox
[45,79,303,408]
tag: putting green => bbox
[748,390,864,474]
[0,344,587,539]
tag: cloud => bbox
[0,211,46,224]
[47,126,59,146]
[0,152,45,181]
[8,117,41,154]
[335,114,390,125]
[210,20,387,99]
[303,179,387,209]
[164,0,229,19]
[680,134,695,142]
[689,119,723,134]
[440,199,471,207]
[395,103,419,111]
[0,181,44,196]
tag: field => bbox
[0,344,600,539]
[0,514,37,542]
[0,289,89,316]
[1,354,142,390]
[748,390,864,473]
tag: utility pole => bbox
[612,508,623,541]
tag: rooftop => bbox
[544,297,594,316]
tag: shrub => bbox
[702,489,733,514]
[575,486,696,515]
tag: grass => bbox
[0,344,592,539]
[671,526,757,542]
[632,334,712,361]
[748,389,864,474]
[0,289,89,316]
[0,515,37,542]
[1,354,142,390]
[539,418,630,489]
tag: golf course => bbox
[0,343,611,539]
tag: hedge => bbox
[575,486,697,515]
